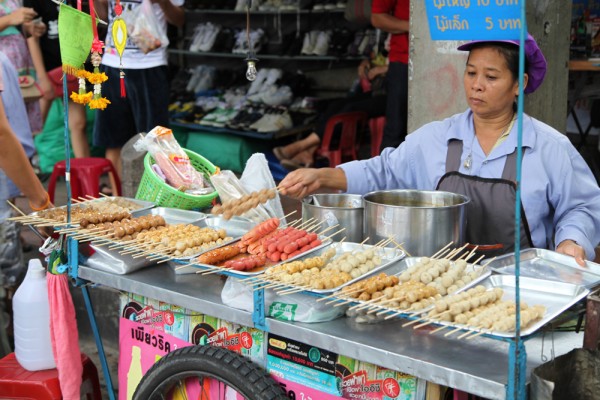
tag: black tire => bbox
[133,345,288,400]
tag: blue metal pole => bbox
[81,285,117,400]
[253,283,268,332]
[509,1,528,398]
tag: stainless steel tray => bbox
[350,256,492,314]
[131,207,206,225]
[168,216,255,271]
[487,248,600,289]
[431,275,589,338]
[177,236,333,277]
[87,196,155,213]
[284,242,405,294]
[32,196,155,222]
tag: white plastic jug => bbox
[13,258,56,371]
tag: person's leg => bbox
[93,66,137,184]
[379,62,408,152]
[276,132,320,160]
[68,101,90,158]
[40,97,53,126]
[290,143,319,166]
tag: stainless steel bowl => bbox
[363,190,469,256]
[302,194,364,242]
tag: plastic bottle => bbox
[13,258,56,371]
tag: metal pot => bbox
[302,194,364,242]
[363,190,469,256]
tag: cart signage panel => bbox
[425,0,522,40]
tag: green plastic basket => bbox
[135,148,219,210]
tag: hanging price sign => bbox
[425,0,522,41]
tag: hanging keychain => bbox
[112,0,127,97]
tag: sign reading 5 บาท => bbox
[425,0,522,41]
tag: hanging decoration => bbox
[87,0,110,109]
[111,0,127,97]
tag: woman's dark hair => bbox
[467,42,529,82]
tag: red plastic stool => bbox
[316,111,368,167]
[47,158,121,203]
[368,116,386,157]
[0,352,102,399]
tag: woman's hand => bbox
[279,167,348,199]
[278,168,324,199]
[30,20,46,37]
[9,7,37,26]
[38,74,54,101]
[556,240,586,267]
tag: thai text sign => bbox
[425,0,522,40]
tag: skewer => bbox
[480,256,497,268]
[6,200,49,240]
[433,248,452,260]
[463,246,479,262]
[443,326,463,337]
[465,330,489,340]
[413,320,436,329]
[322,228,346,242]
[281,210,297,221]
[471,254,486,267]
[359,237,370,245]
[317,224,340,235]
[448,243,470,260]
[429,325,450,334]
[391,239,411,257]
[431,241,454,259]
[401,316,429,327]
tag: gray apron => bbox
[436,140,533,258]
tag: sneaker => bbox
[247,68,269,95]
[261,85,293,106]
[312,1,325,10]
[300,31,318,55]
[189,24,208,52]
[323,0,336,10]
[312,30,330,56]
[198,24,221,52]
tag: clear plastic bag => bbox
[210,153,284,223]
[134,126,213,194]
[130,0,169,54]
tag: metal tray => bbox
[280,242,405,294]
[86,196,155,213]
[487,248,600,289]
[167,216,255,270]
[131,207,206,226]
[430,275,589,338]
[177,236,334,277]
[32,196,155,222]
[350,256,492,314]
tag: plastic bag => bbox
[221,277,347,323]
[210,153,284,223]
[134,126,213,195]
[130,0,169,54]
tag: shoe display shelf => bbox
[170,120,313,140]
[185,9,344,14]
[169,48,363,62]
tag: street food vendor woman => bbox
[279,34,600,265]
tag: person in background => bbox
[273,55,388,170]
[94,0,185,181]
[0,52,49,210]
[279,34,600,265]
[371,0,409,152]
[25,0,90,158]
[0,0,46,135]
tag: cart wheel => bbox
[133,345,288,400]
